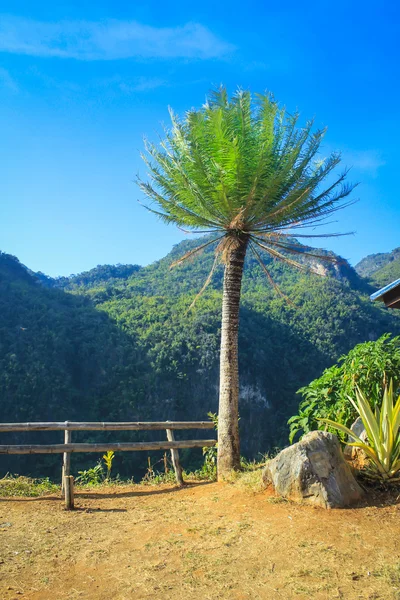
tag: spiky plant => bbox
[137,87,356,479]
[320,381,400,481]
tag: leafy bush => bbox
[321,381,400,481]
[289,334,400,442]
[75,463,104,485]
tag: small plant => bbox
[75,462,104,485]
[141,455,177,485]
[195,412,218,480]
[202,445,218,479]
[320,380,400,481]
[103,450,115,481]
[141,469,177,485]
[207,411,218,430]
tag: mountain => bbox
[355,247,400,288]
[31,263,142,290]
[1,241,399,479]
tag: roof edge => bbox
[370,278,400,301]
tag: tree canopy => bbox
[138,87,356,280]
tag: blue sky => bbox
[0,0,399,276]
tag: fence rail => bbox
[0,440,215,455]
[0,420,217,508]
[0,421,215,432]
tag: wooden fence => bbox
[0,421,217,509]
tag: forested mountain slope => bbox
[1,240,399,478]
[355,247,400,287]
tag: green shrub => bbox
[289,334,400,442]
[75,462,104,485]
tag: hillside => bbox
[355,247,400,287]
[1,241,400,478]
[32,262,142,290]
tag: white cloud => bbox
[344,150,386,177]
[0,66,18,92]
[97,75,167,94]
[27,65,81,92]
[131,77,166,92]
[0,15,234,61]
[26,67,167,97]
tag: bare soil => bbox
[1,480,400,600]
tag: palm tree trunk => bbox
[217,236,249,479]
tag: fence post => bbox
[61,421,71,495]
[64,475,75,510]
[166,424,184,486]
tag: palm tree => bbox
[137,87,356,479]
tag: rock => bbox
[343,417,368,467]
[347,416,366,439]
[262,431,363,508]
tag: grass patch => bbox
[373,562,400,596]
[232,468,265,492]
[0,474,59,497]
[265,495,291,504]
[219,455,269,491]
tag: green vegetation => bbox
[0,450,271,496]
[370,257,400,288]
[0,474,59,497]
[320,381,400,482]
[1,235,400,481]
[373,562,400,593]
[355,246,400,288]
[75,463,105,485]
[34,263,142,290]
[289,334,400,442]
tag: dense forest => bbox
[1,240,399,479]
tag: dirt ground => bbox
[1,480,400,600]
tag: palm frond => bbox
[249,242,295,304]
[170,236,223,269]
[253,234,342,265]
[186,252,221,313]
[252,238,312,273]
[138,86,357,280]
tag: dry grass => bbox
[1,476,400,599]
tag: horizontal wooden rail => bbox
[0,440,216,455]
[1,419,217,494]
[0,421,214,432]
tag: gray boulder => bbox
[343,417,368,464]
[262,430,363,508]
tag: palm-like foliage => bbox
[139,88,354,269]
[138,87,356,477]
